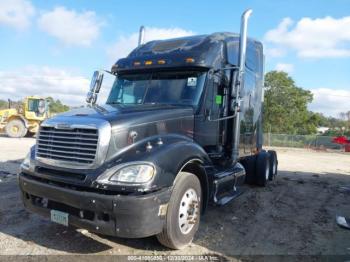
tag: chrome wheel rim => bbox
[178,188,199,234]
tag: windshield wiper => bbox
[144,102,193,107]
[107,101,123,104]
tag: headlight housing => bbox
[109,164,155,184]
[20,152,30,170]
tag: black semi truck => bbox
[19,9,278,249]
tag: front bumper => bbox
[19,173,171,238]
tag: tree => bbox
[329,111,350,136]
[46,97,70,114]
[0,99,9,110]
[0,99,21,110]
[264,71,318,135]
[0,97,70,113]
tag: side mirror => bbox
[87,71,104,105]
[213,73,221,85]
[89,71,98,91]
[89,71,103,93]
[95,73,104,93]
[204,108,211,119]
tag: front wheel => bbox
[5,119,27,138]
[157,172,201,249]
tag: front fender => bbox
[100,134,212,192]
[142,140,211,187]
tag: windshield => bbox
[106,71,206,107]
[28,99,45,113]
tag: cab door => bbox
[194,71,226,158]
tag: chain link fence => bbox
[263,133,344,150]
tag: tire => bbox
[268,150,278,180]
[157,172,201,249]
[5,119,27,138]
[255,151,270,187]
[240,155,256,185]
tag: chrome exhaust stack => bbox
[232,9,253,160]
[238,9,252,79]
[138,26,145,46]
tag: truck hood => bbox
[38,103,194,170]
[54,103,194,132]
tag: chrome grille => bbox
[36,126,98,164]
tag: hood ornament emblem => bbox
[55,123,73,130]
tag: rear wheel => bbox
[240,155,256,185]
[5,119,27,138]
[157,172,201,249]
[255,151,270,187]
[268,150,278,180]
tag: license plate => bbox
[50,210,68,226]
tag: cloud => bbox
[275,63,294,73]
[309,88,350,117]
[0,66,90,106]
[264,16,350,58]
[37,7,103,47]
[0,0,35,30]
[264,47,286,58]
[107,27,195,62]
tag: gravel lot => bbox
[1,136,350,259]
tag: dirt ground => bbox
[1,136,350,259]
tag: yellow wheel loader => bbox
[0,96,50,138]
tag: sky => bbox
[0,0,349,117]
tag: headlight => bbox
[109,164,155,184]
[20,152,30,170]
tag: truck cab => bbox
[19,10,278,249]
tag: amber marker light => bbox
[185,57,195,63]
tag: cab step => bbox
[213,163,246,206]
[215,187,244,206]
